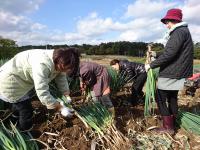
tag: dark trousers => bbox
[131,72,147,100]
[157,89,178,116]
[12,99,33,130]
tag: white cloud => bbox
[0,11,46,32]
[0,0,200,45]
[77,12,114,36]
[188,24,200,42]
[0,0,47,45]
[0,0,44,15]
[125,0,177,18]
[182,0,200,24]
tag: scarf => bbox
[162,22,188,46]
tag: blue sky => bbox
[30,0,129,31]
[0,0,199,45]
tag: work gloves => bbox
[59,95,74,117]
[60,106,74,117]
[65,95,72,104]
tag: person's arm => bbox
[32,63,58,109]
[150,30,185,69]
[79,77,86,91]
[54,72,70,95]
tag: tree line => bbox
[0,37,200,59]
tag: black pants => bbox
[131,72,147,101]
[12,99,33,130]
[157,89,178,116]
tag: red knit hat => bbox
[161,8,182,24]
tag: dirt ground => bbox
[0,87,200,149]
[27,88,200,150]
[1,56,200,149]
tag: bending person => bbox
[0,48,80,131]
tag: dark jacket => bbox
[119,60,145,79]
[80,62,103,87]
[150,25,193,79]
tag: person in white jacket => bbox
[0,47,80,131]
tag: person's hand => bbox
[60,106,74,117]
[145,64,151,72]
[80,82,86,91]
[64,95,72,104]
[53,101,62,112]
[147,50,156,57]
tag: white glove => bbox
[65,95,72,104]
[60,106,74,117]
[60,101,65,106]
[59,96,72,106]
[145,64,151,72]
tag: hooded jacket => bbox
[0,49,69,109]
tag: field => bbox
[1,55,200,150]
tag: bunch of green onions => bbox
[176,111,200,135]
[76,102,130,149]
[144,68,157,116]
[76,102,112,134]
[0,122,39,150]
[107,67,133,94]
[49,82,71,108]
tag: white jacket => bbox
[0,49,69,109]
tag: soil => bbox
[26,88,200,150]
[1,86,200,150]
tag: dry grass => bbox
[81,55,146,66]
[194,59,200,65]
[81,55,200,66]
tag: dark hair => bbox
[53,47,80,77]
[110,59,119,66]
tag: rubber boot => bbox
[153,116,174,135]
[154,116,175,135]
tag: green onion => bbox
[0,122,39,150]
[107,67,133,94]
[144,69,157,116]
[176,110,200,135]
